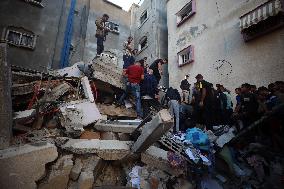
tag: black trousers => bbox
[97,36,104,55]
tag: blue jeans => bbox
[97,36,104,55]
[119,83,143,118]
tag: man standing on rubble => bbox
[140,69,160,118]
[119,60,144,119]
[180,75,191,104]
[149,58,168,84]
[95,14,110,56]
[194,74,215,130]
[165,87,181,132]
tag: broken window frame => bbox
[177,45,194,67]
[176,0,196,27]
[138,36,148,53]
[21,0,44,8]
[4,27,37,50]
[140,10,148,26]
[105,21,120,34]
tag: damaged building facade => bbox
[167,0,284,94]
[130,0,169,86]
[0,0,90,71]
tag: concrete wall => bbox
[84,0,131,67]
[0,0,89,71]
[131,0,169,87]
[167,0,284,98]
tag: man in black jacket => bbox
[180,75,191,104]
[165,87,181,132]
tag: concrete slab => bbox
[13,109,36,121]
[60,100,101,132]
[54,61,85,77]
[0,142,58,189]
[61,139,133,160]
[131,109,173,153]
[141,146,183,176]
[81,76,94,102]
[92,57,124,89]
[38,155,73,189]
[94,120,138,133]
[96,104,137,118]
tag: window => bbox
[140,10,148,25]
[176,0,196,27]
[177,45,194,66]
[22,0,44,8]
[138,36,148,52]
[105,21,120,34]
[4,27,37,50]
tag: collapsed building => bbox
[1,40,284,189]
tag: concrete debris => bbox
[141,146,183,176]
[94,120,139,133]
[80,131,101,139]
[61,139,132,160]
[100,131,118,140]
[13,109,36,121]
[59,100,101,133]
[81,76,95,102]
[38,155,74,189]
[43,82,73,102]
[132,109,173,153]
[70,158,83,181]
[12,81,38,95]
[54,61,85,78]
[0,142,58,189]
[96,103,137,118]
[91,57,124,89]
[78,171,94,189]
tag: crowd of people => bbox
[95,14,284,137]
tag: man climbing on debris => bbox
[149,58,167,84]
[140,68,161,118]
[95,14,110,56]
[165,87,181,132]
[118,60,144,119]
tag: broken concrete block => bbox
[92,56,124,89]
[100,132,118,140]
[97,104,137,118]
[81,155,104,183]
[59,100,101,132]
[13,123,32,132]
[70,158,83,181]
[0,142,58,189]
[38,154,73,189]
[44,82,73,102]
[118,133,131,141]
[80,131,101,139]
[141,146,183,176]
[132,109,173,153]
[94,120,138,133]
[78,171,94,189]
[61,139,132,160]
[13,109,36,121]
[54,61,85,77]
[81,76,94,102]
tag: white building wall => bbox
[167,0,284,99]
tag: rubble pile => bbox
[1,56,284,189]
